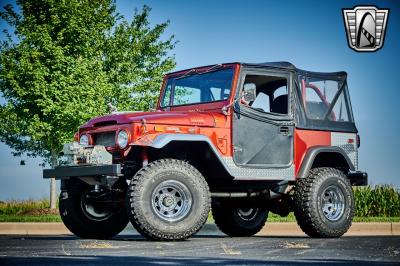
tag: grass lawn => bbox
[1,193,399,223]
[0,214,61,222]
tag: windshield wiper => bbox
[200,64,223,74]
[175,64,223,80]
[175,68,196,80]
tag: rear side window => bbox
[328,86,352,122]
[300,77,354,123]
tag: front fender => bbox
[131,133,218,149]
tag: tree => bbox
[0,0,176,208]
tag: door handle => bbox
[279,126,290,136]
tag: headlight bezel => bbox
[79,134,89,146]
[117,130,129,149]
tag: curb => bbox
[0,222,399,236]
[256,222,400,236]
[0,222,70,235]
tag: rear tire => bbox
[59,180,128,239]
[126,159,210,240]
[212,199,268,237]
[294,167,354,238]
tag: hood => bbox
[81,111,219,128]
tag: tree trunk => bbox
[50,150,58,209]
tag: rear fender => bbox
[297,146,355,179]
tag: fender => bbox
[297,146,355,179]
[133,133,231,171]
[145,133,218,149]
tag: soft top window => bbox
[296,74,356,132]
[299,76,354,123]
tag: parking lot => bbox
[0,225,399,265]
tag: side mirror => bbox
[242,83,256,103]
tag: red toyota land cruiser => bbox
[44,62,367,240]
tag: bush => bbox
[353,185,400,217]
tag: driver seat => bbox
[271,95,288,114]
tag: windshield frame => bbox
[158,66,235,108]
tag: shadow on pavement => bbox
[8,234,398,242]
[0,256,398,266]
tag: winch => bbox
[61,142,112,165]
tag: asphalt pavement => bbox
[0,225,399,265]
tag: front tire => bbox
[294,167,354,238]
[212,199,268,237]
[59,180,128,239]
[126,159,210,240]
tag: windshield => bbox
[160,68,234,107]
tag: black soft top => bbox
[169,61,347,81]
[240,61,347,80]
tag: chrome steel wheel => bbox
[151,180,192,222]
[237,208,259,221]
[321,185,345,221]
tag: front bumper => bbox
[43,164,121,180]
[347,171,368,186]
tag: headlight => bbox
[117,130,129,149]
[79,134,89,146]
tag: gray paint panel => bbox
[331,132,358,170]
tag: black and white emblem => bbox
[342,6,389,52]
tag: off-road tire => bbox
[212,199,268,237]
[126,159,210,240]
[59,180,128,239]
[294,167,354,238]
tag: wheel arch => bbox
[297,146,355,179]
[132,134,234,182]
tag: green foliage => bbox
[0,198,52,215]
[0,214,61,222]
[353,185,400,217]
[1,185,400,223]
[0,0,176,163]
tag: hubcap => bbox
[321,185,345,221]
[151,180,192,222]
[237,208,259,221]
[80,190,112,221]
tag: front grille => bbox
[93,132,115,147]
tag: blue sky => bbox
[0,0,399,199]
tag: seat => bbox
[271,95,288,114]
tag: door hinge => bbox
[233,146,243,152]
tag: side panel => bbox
[331,132,358,170]
[294,129,331,175]
[295,129,359,176]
